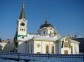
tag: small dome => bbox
[40,21,54,29]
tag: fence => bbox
[0,52,84,62]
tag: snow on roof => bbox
[19,34,61,41]
[33,35,59,41]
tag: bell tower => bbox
[17,3,27,37]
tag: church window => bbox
[22,36,24,38]
[64,42,68,47]
[46,45,49,54]
[54,31,56,35]
[37,44,40,48]
[61,41,64,48]
[71,46,73,54]
[22,29,24,31]
[20,29,25,31]
[65,39,67,41]
[43,31,45,34]
[24,29,25,31]
[52,46,54,54]
[20,22,25,26]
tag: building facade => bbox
[14,3,80,54]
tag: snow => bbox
[0,53,84,62]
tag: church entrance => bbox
[64,50,68,54]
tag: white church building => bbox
[0,3,80,54]
[13,3,80,54]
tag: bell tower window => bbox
[20,22,25,26]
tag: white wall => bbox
[18,19,27,36]
[71,41,79,54]
[33,40,55,54]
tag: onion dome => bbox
[40,20,54,29]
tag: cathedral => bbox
[13,3,80,54]
[0,3,80,54]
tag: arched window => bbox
[71,46,73,54]
[52,46,54,54]
[20,22,25,26]
[64,42,68,47]
[46,45,49,54]
[43,31,45,34]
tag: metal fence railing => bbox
[0,52,84,62]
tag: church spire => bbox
[19,2,25,19]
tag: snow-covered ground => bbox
[0,53,84,62]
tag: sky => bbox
[0,0,84,40]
